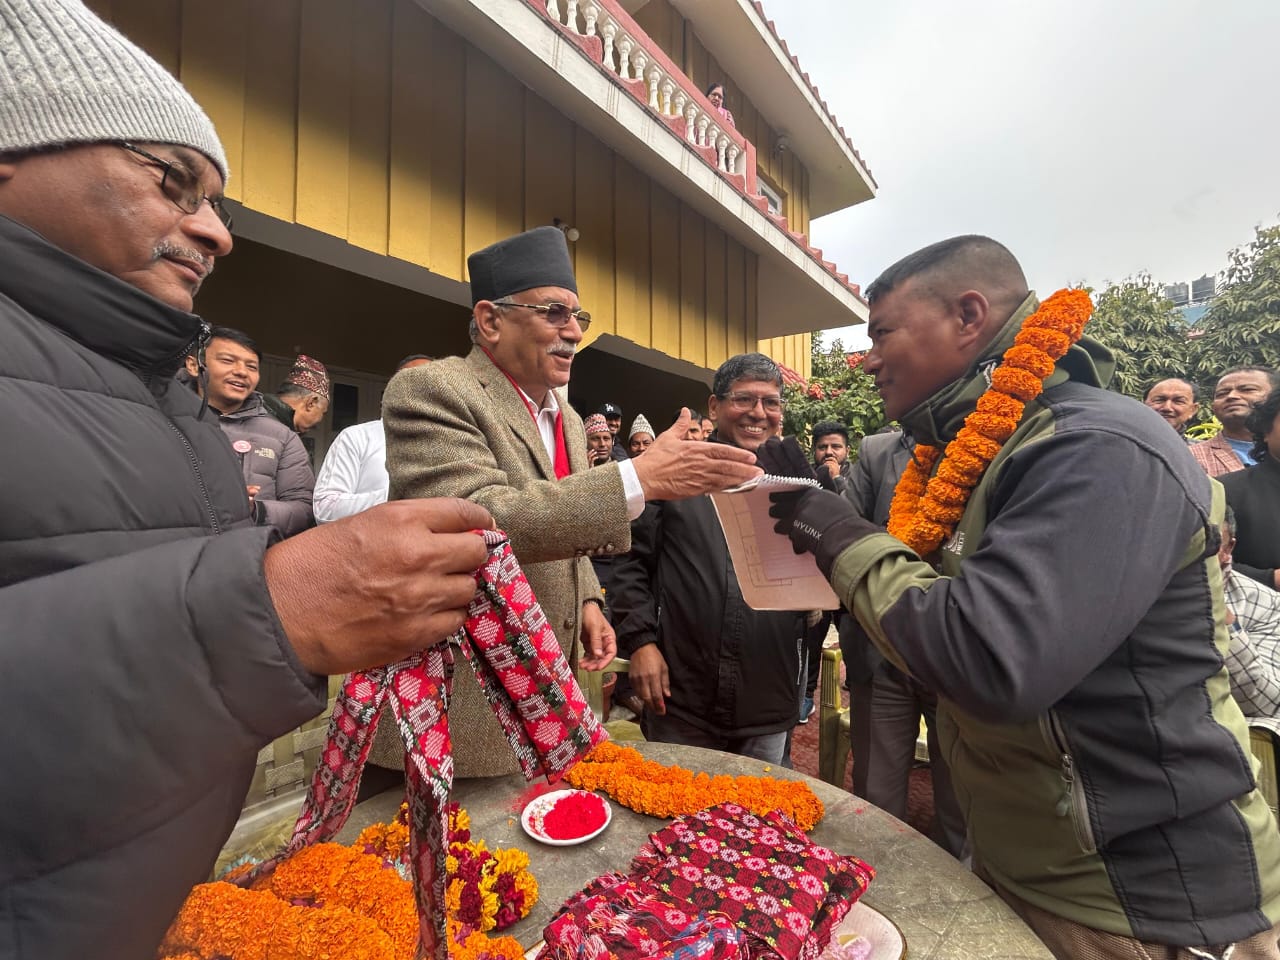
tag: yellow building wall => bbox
[757,333,813,381]
[88,0,771,376]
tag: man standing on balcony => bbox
[382,227,761,777]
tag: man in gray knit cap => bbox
[0,2,491,957]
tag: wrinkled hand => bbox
[755,436,835,491]
[633,408,761,500]
[628,642,670,715]
[264,498,494,675]
[768,488,879,577]
[579,601,617,671]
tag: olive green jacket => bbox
[830,294,1280,945]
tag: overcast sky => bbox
[760,1,1280,349]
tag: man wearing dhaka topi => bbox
[765,236,1280,959]
[380,226,761,777]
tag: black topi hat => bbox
[467,226,577,306]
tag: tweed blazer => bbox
[378,346,631,776]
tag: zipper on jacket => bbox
[1041,710,1096,853]
[166,417,221,535]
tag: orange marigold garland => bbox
[885,289,1092,557]
[563,741,824,831]
[158,804,534,960]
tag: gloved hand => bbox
[769,487,879,577]
[754,436,835,492]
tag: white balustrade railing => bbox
[545,0,746,178]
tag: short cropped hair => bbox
[396,354,433,371]
[712,353,782,398]
[810,421,849,448]
[1145,377,1198,401]
[1218,365,1280,390]
[204,325,261,360]
[865,235,1026,306]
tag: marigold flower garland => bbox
[886,289,1093,556]
[158,803,535,960]
[563,741,824,831]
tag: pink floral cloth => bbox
[538,803,874,960]
[632,802,874,960]
[539,872,747,960]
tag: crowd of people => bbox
[3,2,1280,960]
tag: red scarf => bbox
[482,347,571,479]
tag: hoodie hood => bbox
[899,290,1115,448]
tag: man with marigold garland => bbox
[765,235,1280,959]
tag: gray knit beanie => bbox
[0,0,228,181]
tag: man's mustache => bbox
[154,240,214,278]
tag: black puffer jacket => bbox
[611,436,805,737]
[0,215,326,960]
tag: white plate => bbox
[520,789,612,846]
[821,900,906,960]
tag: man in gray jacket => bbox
[0,2,490,957]
[840,428,965,857]
[185,325,316,537]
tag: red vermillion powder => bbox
[543,792,607,840]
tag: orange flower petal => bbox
[885,288,1089,555]
[1000,343,1056,379]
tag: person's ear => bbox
[707,395,720,421]
[184,354,200,378]
[473,301,502,345]
[954,290,991,348]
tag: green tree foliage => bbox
[1189,222,1280,382]
[1086,275,1190,400]
[782,333,888,446]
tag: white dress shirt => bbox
[313,419,389,523]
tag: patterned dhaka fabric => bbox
[234,529,606,960]
[539,871,749,960]
[632,803,875,960]
[536,803,874,960]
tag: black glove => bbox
[769,488,879,577]
[755,436,836,492]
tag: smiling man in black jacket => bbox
[0,2,492,957]
[610,353,804,764]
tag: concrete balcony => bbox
[419,0,871,336]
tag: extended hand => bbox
[628,642,670,715]
[579,601,617,671]
[264,498,494,675]
[633,408,761,500]
[755,436,835,490]
[768,488,878,576]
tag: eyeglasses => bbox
[118,142,233,230]
[721,391,785,413]
[495,300,591,331]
